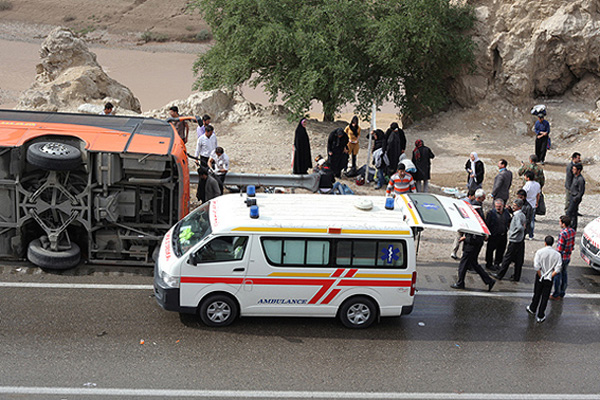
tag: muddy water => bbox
[0,38,399,121]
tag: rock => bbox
[450,0,600,107]
[513,121,528,136]
[559,127,579,140]
[16,27,141,113]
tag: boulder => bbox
[16,27,141,113]
[451,0,600,107]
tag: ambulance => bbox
[154,191,489,328]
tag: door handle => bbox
[233,267,245,272]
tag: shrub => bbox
[141,31,170,43]
[0,1,13,11]
[195,29,212,41]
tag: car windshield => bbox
[173,202,212,257]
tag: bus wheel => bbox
[339,296,377,329]
[199,294,238,327]
[27,142,82,171]
[27,238,81,270]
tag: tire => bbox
[339,296,377,329]
[199,294,238,327]
[27,238,81,270]
[27,142,82,171]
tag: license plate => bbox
[581,252,591,265]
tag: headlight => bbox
[160,270,180,288]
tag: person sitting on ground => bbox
[99,102,115,115]
[208,146,229,194]
[316,159,347,195]
[386,163,416,197]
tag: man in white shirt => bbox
[196,114,211,139]
[523,170,541,239]
[527,235,562,323]
[99,102,115,115]
[208,146,229,192]
[195,125,217,167]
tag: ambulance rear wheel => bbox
[199,294,238,327]
[339,296,377,329]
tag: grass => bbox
[141,31,169,43]
[0,0,13,11]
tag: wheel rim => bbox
[40,143,74,156]
[206,301,231,323]
[346,303,371,325]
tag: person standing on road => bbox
[518,154,545,188]
[516,189,534,239]
[450,227,496,291]
[550,215,576,300]
[567,163,585,231]
[485,199,511,272]
[344,116,361,174]
[465,152,484,191]
[493,198,527,282]
[490,159,512,204]
[564,152,581,213]
[292,118,312,174]
[527,235,562,323]
[411,139,435,193]
[523,171,541,240]
[534,113,550,165]
[451,189,476,260]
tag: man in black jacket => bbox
[485,199,512,271]
[451,231,496,291]
[567,163,585,230]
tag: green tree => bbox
[190,0,474,122]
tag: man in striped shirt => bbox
[386,163,416,196]
[550,215,576,300]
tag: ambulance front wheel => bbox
[339,296,377,329]
[199,294,238,327]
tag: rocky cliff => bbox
[451,0,600,108]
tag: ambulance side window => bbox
[335,239,407,269]
[261,238,330,266]
[195,236,248,263]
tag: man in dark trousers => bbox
[327,128,349,178]
[567,163,585,230]
[527,235,562,323]
[493,198,527,282]
[485,198,511,271]
[564,152,581,212]
[450,229,496,291]
[490,159,512,204]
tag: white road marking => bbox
[0,387,599,399]
[2,282,600,300]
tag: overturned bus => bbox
[0,110,190,269]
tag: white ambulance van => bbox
[154,192,489,328]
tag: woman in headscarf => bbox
[327,127,349,178]
[411,139,435,192]
[344,116,361,173]
[384,122,406,176]
[465,152,484,191]
[292,118,312,174]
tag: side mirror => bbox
[188,252,199,266]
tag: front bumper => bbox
[153,264,182,312]
[581,247,600,272]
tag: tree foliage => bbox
[190,0,475,122]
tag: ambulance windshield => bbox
[173,202,212,257]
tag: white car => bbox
[581,217,600,272]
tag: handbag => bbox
[536,192,546,216]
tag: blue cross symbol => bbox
[381,245,400,264]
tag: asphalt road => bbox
[1,263,600,400]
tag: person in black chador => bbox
[385,122,406,176]
[327,128,349,178]
[292,118,312,174]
